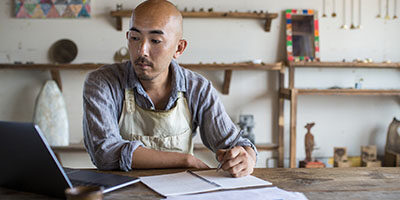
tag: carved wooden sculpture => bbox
[305,122,315,162]
[299,122,325,168]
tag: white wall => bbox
[0,0,399,168]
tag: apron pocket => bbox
[131,128,192,153]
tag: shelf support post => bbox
[116,16,123,31]
[222,70,233,95]
[289,63,295,89]
[289,89,298,168]
[50,70,62,92]
[277,66,285,168]
[264,16,272,32]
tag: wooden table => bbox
[1,167,400,199]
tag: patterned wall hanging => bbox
[285,9,320,62]
[15,0,91,18]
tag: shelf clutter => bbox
[280,61,400,168]
[3,61,398,168]
[110,10,278,31]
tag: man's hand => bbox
[216,146,256,177]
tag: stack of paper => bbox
[140,170,308,200]
[164,187,308,200]
[140,170,272,196]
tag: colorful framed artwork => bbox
[285,9,320,62]
[15,0,91,18]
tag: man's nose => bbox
[138,40,149,57]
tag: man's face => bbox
[127,13,181,81]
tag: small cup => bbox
[65,186,103,200]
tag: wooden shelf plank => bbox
[51,143,86,152]
[110,10,278,31]
[297,89,400,96]
[110,10,278,19]
[0,62,283,71]
[181,62,283,71]
[194,143,278,151]
[255,143,279,151]
[289,61,400,69]
[0,63,104,70]
[52,143,279,153]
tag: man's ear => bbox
[173,39,187,59]
[126,31,129,39]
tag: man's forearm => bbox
[131,146,208,169]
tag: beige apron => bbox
[119,89,194,155]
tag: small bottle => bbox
[355,78,364,89]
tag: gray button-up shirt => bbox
[83,60,257,171]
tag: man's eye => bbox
[130,37,140,41]
[151,39,161,44]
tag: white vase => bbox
[33,80,69,146]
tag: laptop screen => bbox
[0,121,74,197]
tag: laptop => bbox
[0,121,140,198]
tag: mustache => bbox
[134,57,153,67]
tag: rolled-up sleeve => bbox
[83,70,143,171]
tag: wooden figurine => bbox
[299,122,325,168]
[361,145,381,167]
[384,118,400,167]
[305,122,315,162]
[334,147,351,167]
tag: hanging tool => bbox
[357,0,362,28]
[332,0,337,17]
[341,0,348,29]
[377,0,382,18]
[350,0,356,29]
[385,0,391,19]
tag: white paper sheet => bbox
[163,187,309,200]
[193,170,272,189]
[140,170,272,197]
[140,171,218,196]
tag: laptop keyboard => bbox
[70,179,108,188]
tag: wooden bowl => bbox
[49,39,78,64]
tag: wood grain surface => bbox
[1,167,400,199]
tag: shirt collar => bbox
[128,60,187,95]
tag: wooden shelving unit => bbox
[110,10,278,31]
[0,62,282,95]
[2,7,282,167]
[279,61,400,168]
[2,61,283,167]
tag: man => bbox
[83,0,257,177]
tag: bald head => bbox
[130,0,183,38]
[126,0,188,82]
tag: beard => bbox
[134,56,157,80]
